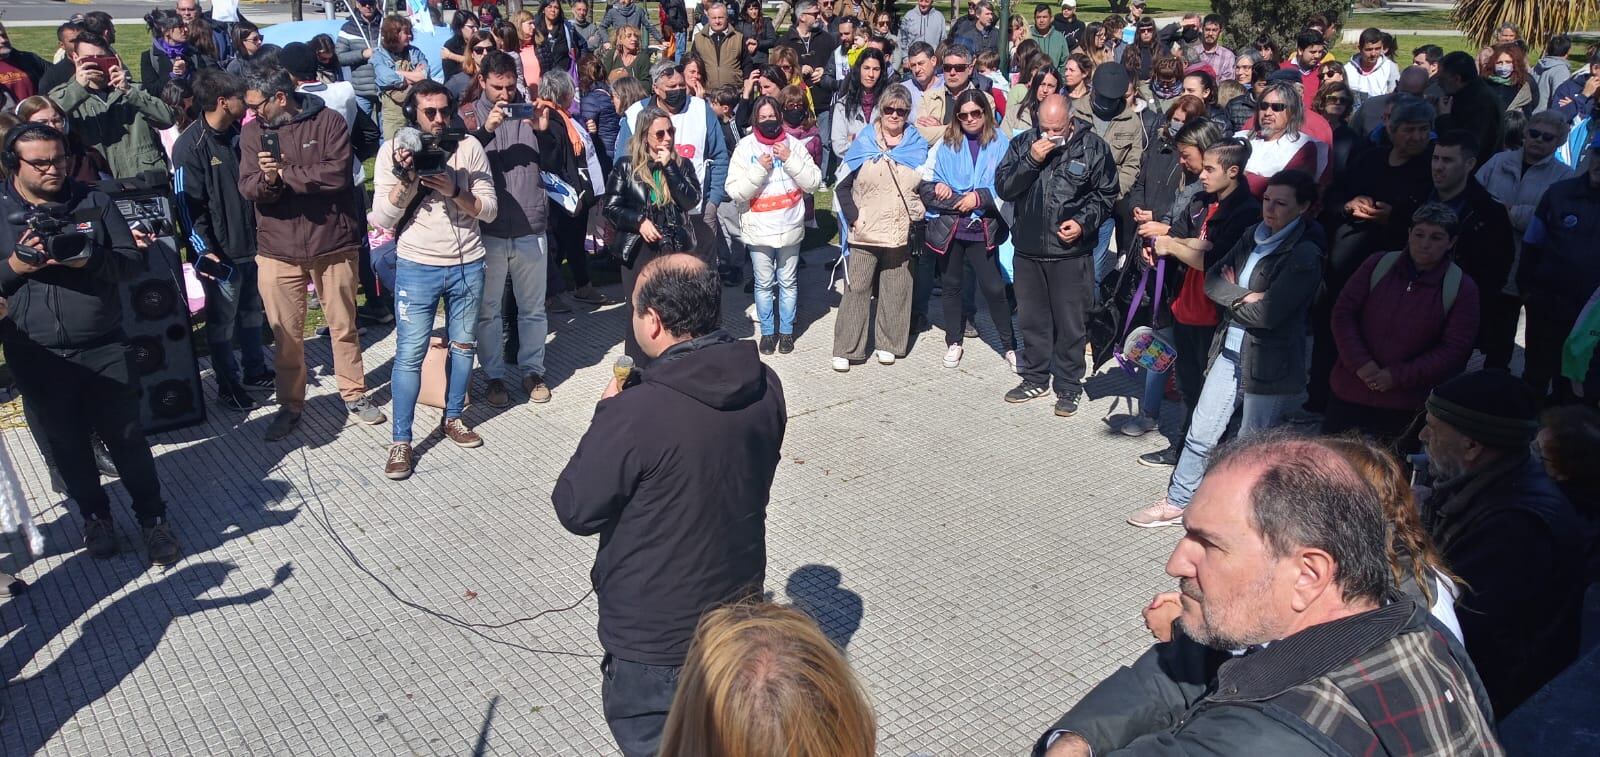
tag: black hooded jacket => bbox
[0,179,141,350]
[552,331,787,666]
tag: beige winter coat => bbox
[838,131,930,249]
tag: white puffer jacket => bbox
[723,132,824,249]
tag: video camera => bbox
[8,202,91,266]
[411,127,468,177]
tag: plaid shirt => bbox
[1038,599,1504,756]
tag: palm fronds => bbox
[1453,0,1600,49]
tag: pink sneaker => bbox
[1126,499,1185,528]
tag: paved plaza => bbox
[0,248,1187,755]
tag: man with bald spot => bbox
[552,254,787,756]
[996,94,1119,417]
[1351,65,1431,142]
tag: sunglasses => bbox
[1525,127,1558,142]
[942,63,969,73]
[957,109,984,121]
[1324,95,1350,104]
[651,127,677,139]
[881,106,909,118]
[1258,101,1289,112]
[473,44,494,53]
[419,106,448,119]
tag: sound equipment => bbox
[99,174,208,434]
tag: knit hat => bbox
[1266,67,1302,85]
[1425,371,1541,449]
[279,42,317,83]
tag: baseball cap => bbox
[1061,0,1077,7]
[1266,67,1303,85]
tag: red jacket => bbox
[1330,252,1481,411]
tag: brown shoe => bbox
[484,378,511,408]
[523,374,552,404]
[441,417,483,448]
[384,443,414,480]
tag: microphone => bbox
[393,126,425,154]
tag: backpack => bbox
[1369,251,1463,312]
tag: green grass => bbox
[1349,9,1461,32]
[3,25,148,64]
[1331,34,1479,64]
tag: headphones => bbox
[1,123,68,173]
[401,85,459,127]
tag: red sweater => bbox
[1330,252,1481,411]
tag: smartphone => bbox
[502,102,536,119]
[82,55,120,72]
[260,131,281,161]
[196,255,236,286]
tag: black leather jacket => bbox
[603,155,702,265]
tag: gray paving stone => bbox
[0,248,1182,755]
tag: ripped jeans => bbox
[391,258,486,443]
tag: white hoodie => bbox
[1344,55,1400,99]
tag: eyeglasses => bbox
[1324,95,1350,104]
[881,106,909,118]
[1525,127,1558,142]
[783,103,807,112]
[419,106,448,119]
[473,45,494,53]
[1258,101,1288,112]
[943,63,969,73]
[20,156,69,173]
[651,127,677,139]
[957,109,984,121]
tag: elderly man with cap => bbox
[1072,62,1144,288]
[1418,370,1587,718]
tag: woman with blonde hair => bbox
[659,602,875,757]
[604,105,702,362]
[601,24,654,82]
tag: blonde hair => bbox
[659,602,876,757]
[629,106,677,205]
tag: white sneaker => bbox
[1120,415,1159,437]
[1127,499,1186,528]
[1004,350,1019,373]
[831,357,851,372]
[875,350,896,365]
[942,344,963,368]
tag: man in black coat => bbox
[1436,51,1506,168]
[552,254,787,757]
[1426,130,1515,360]
[1418,370,1587,718]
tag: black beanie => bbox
[1425,370,1540,449]
[279,42,317,83]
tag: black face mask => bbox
[756,118,783,138]
[782,108,807,127]
[662,88,688,112]
[1181,27,1200,44]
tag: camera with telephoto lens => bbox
[8,202,90,267]
[411,127,468,177]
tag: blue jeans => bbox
[200,258,266,386]
[749,243,799,335]
[673,31,689,62]
[392,258,485,443]
[1166,349,1296,507]
[1091,217,1116,303]
[476,235,548,380]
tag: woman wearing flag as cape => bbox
[831,83,933,372]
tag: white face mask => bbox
[1494,63,1513,78]
[1167,119,1183,137]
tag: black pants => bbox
[1172,321,1218,431]
[910,250,936,322]
[1523,301,1573,400]
[601,653,680,757]
[942,239,1014,349]
[5,339,165,525]
[1013,254,1094,396]
[1321,397,1421,447]
[1478,290,1522,372]
[547,201,592,295]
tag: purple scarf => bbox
[156,39,190,77]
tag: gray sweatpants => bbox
[833,245,913,360]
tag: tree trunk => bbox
[292,0,304,22]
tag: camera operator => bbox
[371,79,497,481]
[0,123,180,565]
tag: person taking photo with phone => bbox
[239,67,383,443]
[173,69,270,413]
[47,32,176,179]
[0,123,181,565]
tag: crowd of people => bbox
[1,0,1600,753]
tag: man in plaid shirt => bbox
[1034,433,1502,756]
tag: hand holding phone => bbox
[260,131,282,161]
